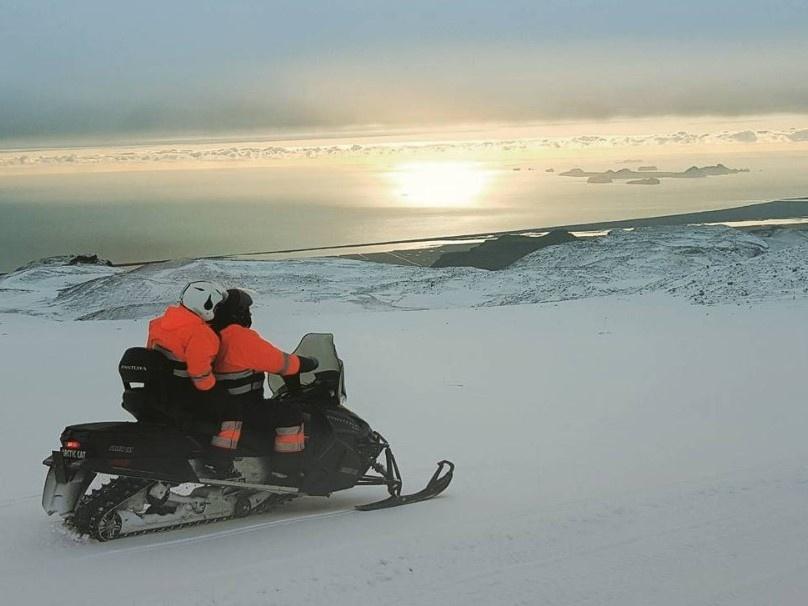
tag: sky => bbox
[2,1,808,144]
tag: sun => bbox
[388,162,491,207]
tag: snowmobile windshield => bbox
[267,333,346,402]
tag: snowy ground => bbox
[2,225,808,605]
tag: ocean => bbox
[1,142,806,272]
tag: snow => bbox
[2,225,808,605]
[3,225,807,321]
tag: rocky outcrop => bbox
[431,230,577,270]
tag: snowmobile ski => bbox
[356,460,454,511]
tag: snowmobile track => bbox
[76,508,359,558]
[71,476,152,540]
[70,476,297,541]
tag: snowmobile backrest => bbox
[118,347,175,422]
[119,347,173,391]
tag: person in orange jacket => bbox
[211,289,318,475]
[147,281,227,392]
[147,281,247,464]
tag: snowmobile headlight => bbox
[63,440,82,450]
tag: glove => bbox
[297,355,319,373]
[282,373,301,392]
[280,356,318,395]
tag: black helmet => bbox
[211,288,253,331]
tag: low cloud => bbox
[721,130,758,143]
[787,129,808,141]
[2,39,808,143]
[3,125,807,170]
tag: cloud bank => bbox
[2,126,807,170]
[1,2,807,142]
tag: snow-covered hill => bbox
[2,225,808,320]
[2,225,808,605]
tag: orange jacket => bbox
[214,325,300,376]
[147,305,219,390]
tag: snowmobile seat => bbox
[59,421,205,481]
[62,421,204,459]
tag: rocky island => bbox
[561,163,749,184]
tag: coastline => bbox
[337,196,808,267]
[5,196,807,274]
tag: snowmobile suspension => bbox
[356,432,403,497]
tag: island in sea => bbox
[561,163,749,185]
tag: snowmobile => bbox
[41,333,453,541]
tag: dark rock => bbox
[13,254,114,272]
[431,230,577,271]
[68,254,113,266]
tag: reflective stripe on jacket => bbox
[214,369,265,397]
[147,305,220,391]
[214,325,301,378]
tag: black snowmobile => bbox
[42,333,453,541]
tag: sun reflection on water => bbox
[388,162,491,207]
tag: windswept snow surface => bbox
[2,225,808,605]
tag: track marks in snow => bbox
[380,462,808,606]
[0,494,38,509]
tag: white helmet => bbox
[180,281,228,321]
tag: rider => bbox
[147,281,243,455]
[147,280,226,393]
[210,289,318,476]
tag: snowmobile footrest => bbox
[356,460,454,511]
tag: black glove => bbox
[297,355,319,373]
[282,373,301,392]
[280,356,318,395]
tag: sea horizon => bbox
[2,115,808,272]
